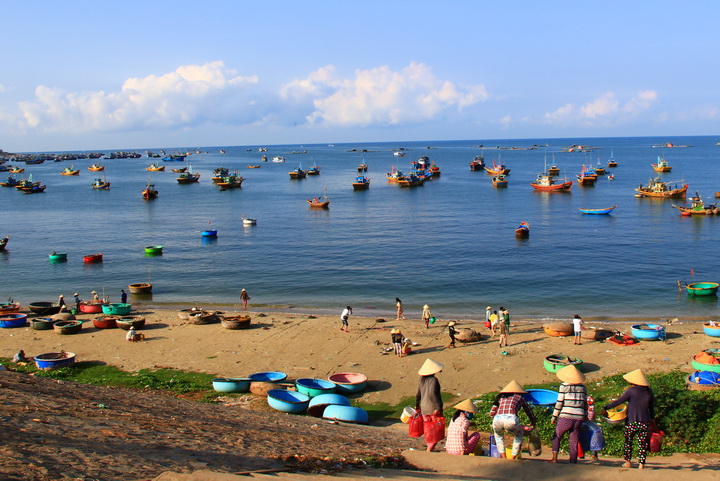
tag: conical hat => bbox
[500,380,526,394]
[623,369,649,386]
[418,358,444,376]
[453,399,477,413]
[556,364,586,384]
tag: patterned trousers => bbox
[624,421,650,464]
[551,417,583,463]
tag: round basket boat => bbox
[544,354,584,373]
[220,315,251,329]
[0,313,28,328]
[631,323,665,340]
[267,389,310,414]
[144,245,163,256]
[177,308,202,320]
[686,371,720,391]
[116,316,146,330]
[581,327,614,341]
[54,320,83,335]
[102,303,132,316]
[93,315,118,329]
[48,252,68,263]
[307,393,351,417]
[31,318,57,330]
[703,323,720,338]
[201,229,218,238]
[128,283,153,294]
[28,302,61,316]
[51,312,76,321]
[328,372,368,394]
[249,371,288,383]
[692,350,720,373]
[295,378,336,398]
[79,301,106,314]
[34,351,76,370]
[543,322,574,337]
[212,377,252,393]
[524,389,559,406]
[455,328,482,343]
[188,310,218,325]
[686,282,719,296]
[322,404,369,424]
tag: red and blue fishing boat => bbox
[352,175,370,190]
[515,222,530,238]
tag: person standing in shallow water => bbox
[396,298,405,320]
[240,289,251,309]
[120,289,127,304]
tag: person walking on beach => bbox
[120,289,127,304]
[489,380,537,459]
[489,310,499,336]
[601,369,655,470]
[447,321,458,348]
[549,365,588,464]
[501,307,510,333]
[485,306,492,330]
[446,399,480,455]
[396,298,405,320]
[340,306,352,332]
[415,358,444,452]
[572,314,583,345]
[57,295,66,311]
[73,293,81,312]
[240,289,251,309]
[498,316,509,347]
[422,304,432,329]
[391,328,404,357]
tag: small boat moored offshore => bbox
[128,282,153,294]
[307,195,330,208]
[49,252,68,262]
[635,177,688,198]
[469,155,485,171]
[579,205,617,215]
[146,163,165,171]
[515,222,529,238]
[352,175,370,190]
[91,178,111,190]
[492,174,508,188]
[684,282,719,296]
[531,173,572,191]
[673,193,719,216]
[201,229,218,237]
[83,253,103,264]
[652,155,672,172]
[34,351,76,370]
[144,245,163,255]
[142,183,158,200]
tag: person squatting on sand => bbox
[602,369,655,470]
[126,326,145,342]
[446,399,481,455]
[489,380,537,459]
[415,358,444,452]
[549,365,588,464]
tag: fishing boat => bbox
[217,173,244,190]
[22,183,46,194]
[469,155,486,171]
[211,167,229,183]
[515,221,530,238]
[171,167,188,173]
[92,316,118,329]
[393,150,407,157]
[288,164,307,179]
[88,164,105,171]
[128,282,153,294]
[31,318,59,330]
[15,176,39,190]
[307,195,330,208]
[162,155,186,162]
[296,378,337,397]
[272,156,286,163]
[607,150,618,167]
[485,159,511,176]
[83,253,103,264]
[54,320,82,335]
[144,245,163,255]
[576,165,598,186]
[306,163,321,175]
[386,168,403,183]
[652,156,672,172]
[397,173,425,187]
[188,310,219,325]
[352,175,370,190]
[146,163,165,172]
[0,236,8,251]
[673,193,719,215]
[79,301,107,314]
[28,302,61,316]
[0,313,27,328]
[0,176,20,187]
[201,229,218,237]
[116,316,146,330]
[530,173,572,191]
[48,251,68,263]
[177,167,200,184]
[492,174,509,187]
[241,215,257,225]
[578,205,617,215]
[102,303,132,316]
[635,177,687,198]
[594,162,606,175]
[60,165,80,175]
[357,162,368,172]
[267,389,310,414]
[684,282,720,296]
[9,166,24,173]
[247,165,261,168]
[547,163,560,176]
[429,163,441,177]
[0,302,20,314]
[91,178,110,190]
[142,183,158,200]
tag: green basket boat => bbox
[687,282,719,296]
[544,354,584,373]
[692,350,720,373]
[49,252,68,262]
[144,245,163,255]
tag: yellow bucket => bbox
[400,406,416,423]
[505,448,522,459]
[607,404,627,421]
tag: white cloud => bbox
[284,62,488,127]
[16,61,258,133]
[544,90,659,125]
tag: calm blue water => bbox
[2,136,720,321]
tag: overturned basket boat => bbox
[544,354,584,373]
[54,320,83,335]
[543,322,574,337]
[177,308,202,320]
[220,315,251,330]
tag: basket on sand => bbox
[543,322,574,337]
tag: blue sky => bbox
[1,1,718,152]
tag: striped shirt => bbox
[552,383,588,421]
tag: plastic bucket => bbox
[400,406,416,423]
[505,448,522,459]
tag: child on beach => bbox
[340,306,352,332]
[447,321,457,348]
[573,314,583,345]
[391,328,404,357]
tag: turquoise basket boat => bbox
[48,252,68,262]
[267,389,310,414]
[249,371,288,383]
[686,282,719,296]
[201,229,218,238]
[212,378,252,393]
[307,393,351,417]
[631,324,665,340]
[322,404,369,424]
[102,303,132,315]
[295,378,336,398]
[144,245,163,255]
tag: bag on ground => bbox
[408,413,424,438]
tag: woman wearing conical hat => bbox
[415,358,444,452]
[489,380,537,459]
[446,399,480,455]
[422,305,432,329]
[601,369,655,470]
[549,365,588,464]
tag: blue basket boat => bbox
[307,393,351,417]
[295,378,336,398]
[0,314,28,328]
[212,378,252,393]
[328,372,368,394]
[201,229,218,238]
[249,371,288,383]
[322,404,369,424]
[34,352,76,370]
[102,303,132,315]
[703,323,720,338]
[267,389,310,414]
[631,324,665,340]
[524,389,559,406]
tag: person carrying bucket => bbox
[422,305,432,329]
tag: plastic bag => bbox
[424,414,446,444]
[649,429,665,453]
[408,413,424,438]
[485,320,491,328]
[527,429,542,456]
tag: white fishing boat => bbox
[272,156,286,163]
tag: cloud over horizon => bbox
[542,90,659,126]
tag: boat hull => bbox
[93,316,118,329]
[212,378,252,393]
[128,282,153,294]
[631,324,665,340]
[703,323,720,337]
[220,315,251,329]
[267,389,310,414]
[49,253,68,262]
[102,303,132,315]
[34,352,76,370]
[79,301,106,314]
[307,393,351,417]
[28,302,61,316]
[322,405,369,424]
[531,181,573,191]
[0,314,28,328]
[579,206,617,215]
[83,254,103,264]
[54,320,82,335]
[144,246,163,255]
[687,282,719,296]
[116,316,146,330]
[295,378,337,398]
[544,354,583,373]
[523,389,559,406]
[31,318,57,330]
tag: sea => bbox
[2,135,720,322]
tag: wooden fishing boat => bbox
[492,174,508,187]
[692,349,720,373]
[22,184,46,193]
[49,252,67,262]
[352,175,370,190]
[543,322,574,337]
[267,389,310,414]
[306,163,321,175]
[322,404,369,424]
[685,282,719,296]
[91,178,111,189]
[34,351,76,370]
[162,155,186,162]
[177,170,200,183]
[547,164,560,176]
[220,315,252,329]
[116,316,146,330]
[328,372,367,394]
[357,162,368,172]
[272,156,286,163]
[83,253,103,264]
[211,167,229,183]
[469,155,485,171]
[429,164,441,177]
[128,282,153,294]
[579,205,617,215]
[386,168,403,183]
[9,166,24,173]
[393,150,407,157]
[54,320,82,335]
[703,322,720,337]
[102,303,132,315]
[144,245,163,255]
[0,314,28,328]
[635,177,687,198]
[1,176,20,187]
[0,236,8,251]
[92,315,118,329]
[171,167,188,173]
[485,160,511,175]
[28,302,61,316]
[397,174,425,187]
[531,173,572,191]
[60,166,80,175]
[79,301,106,314]
[307,195,330,208]
[247,165,261,168]
[142,183,158,200]
[607,150,618,168]
[652,156,672,172]
[188,310,219,324]
[673,194,719,215]
[217,174,244,190]
[515,222,529,238]
[0,302,21,314]
[594,163,606,175]
[88,164,104,171]
[177,308,203,320]
[15,178,39,190]
[576,166,598,186]
[544,354,584,373]
[288,165,307,179]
